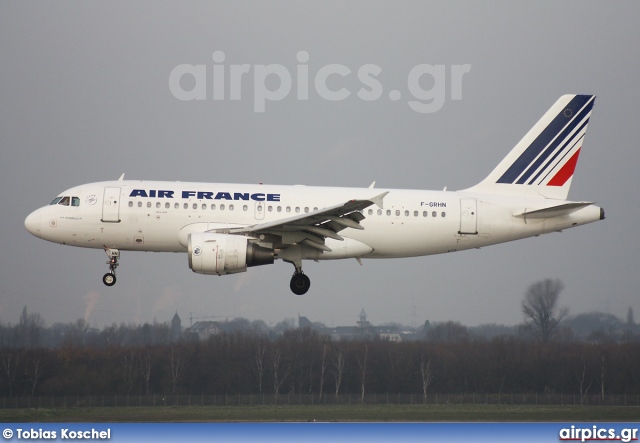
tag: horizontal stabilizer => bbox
[514,202,594,219]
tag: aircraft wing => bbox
[209,192,388,251]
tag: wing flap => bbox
[209,192,388,248]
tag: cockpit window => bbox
[49,196,79,206]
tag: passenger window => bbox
[147,202,152,208]
[395,210,400,216]
[58,196,70,206]
[202,204,207,210]
[156,202,161,208]
[432,211,437,217]
[72,197,80,206]
[423,211,428,217]
[441,212,446,218]
[243,205,248,211]
[128,201,133,207]
[165,202,170,209]
[368,209,373,215]
[414,211,418,217]
[183,203,188,209]
[138,202,143,208]
[220,204,225,210]
[377,209,382,216]
[229,204,234,211]
[192,203,197,210]
[50,197,63,205]
[174,203,179,209]
[211,204,216,210]
[404,210,409,216]
[386,210,391,216]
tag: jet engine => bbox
[188,232,274,275]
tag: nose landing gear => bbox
[102,248,120,287]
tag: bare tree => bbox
[169,346,182,394]
[17,307,45,348]
[356,343,369,403]
[318,343,329,398]
[253,339,266,394]
[26,356,41,397]
[140,352,152,395]
[599,354,606,402]
[271,343,289,400]
[1,352,19,397]
[426,321,469,343]
[576,360,593,405]
[122,350,137,394]
[521,279,568,343]
[420,355,434,404]
[332,346,346,401]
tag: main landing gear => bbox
[281,248,311,295]
[290,268,311,296]
[102,248,120,287]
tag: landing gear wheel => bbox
[103,272,116,287]
[290,273,311,295]
[103,248,120,287]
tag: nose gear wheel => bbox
[103,247,120,287]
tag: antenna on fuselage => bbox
[118,173,125,181]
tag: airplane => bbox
[24,94,604,295]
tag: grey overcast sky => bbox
[1,1,638,329]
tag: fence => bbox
[1,393,639,409]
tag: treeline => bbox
[1,329,639,399]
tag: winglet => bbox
[369,191,388,209]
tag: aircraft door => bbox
[459,198,477,234]
[102,187,121,223]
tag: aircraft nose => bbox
[25,210,42,238]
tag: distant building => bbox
[298,315,313,329]
[171,312,182,342]
[310,308,404,342]
[185,321,224,340]
[357,308,371,329]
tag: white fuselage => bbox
[24,180,603,260]
[23,95,605,294]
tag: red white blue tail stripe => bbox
[466,94,595,200]
[497,95,594,186]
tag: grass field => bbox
[0,404,638,422]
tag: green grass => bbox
[0,404,638,422]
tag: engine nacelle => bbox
[188,232,274,275]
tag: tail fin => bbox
[464,94,595,200]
